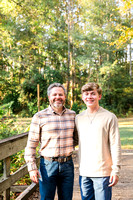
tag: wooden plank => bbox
[3,157,11,200]
[0,132,28,144]
[0,157,40,194]
[11,185,28,193]
[15,182,39,200]
[3,157,10,177]
[0,164,28,193]
[0,133,28,160]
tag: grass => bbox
[1,117,133,149]
[21,117,132,149]
[118,118,133,149]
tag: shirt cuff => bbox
[111,165,121,177]
[27,162,37,172]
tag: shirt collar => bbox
[48,105,66,115]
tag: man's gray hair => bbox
[47,83,67,96]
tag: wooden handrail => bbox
[0,132,40,200]
[0,132,28,161]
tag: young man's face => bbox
[82,89,101,108]
[48,87,66,110]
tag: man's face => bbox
[48,87,66,110]
[82,89,101,108]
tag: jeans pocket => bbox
[40,157,51,166]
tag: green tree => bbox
[0,0,133,116]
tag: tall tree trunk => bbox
[67,0,74,107]
[129,7,132,82]
[66,0,70,99]
[129,41,132,81]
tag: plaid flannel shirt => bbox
[24,106,78,172]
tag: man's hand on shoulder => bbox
[29,169,41,183]
[108,174,119,187]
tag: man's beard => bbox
[52,101,64,109]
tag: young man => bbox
[75,82,121,200]
[24,83,78,200]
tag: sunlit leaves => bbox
[119,0,133,16]
[110,0,133,48]
[0,0,133,115]
[0,0,16,15]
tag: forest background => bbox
[0,1,133,196]
[0,0,133,137]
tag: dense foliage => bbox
[0,0,133,117]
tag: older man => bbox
[25,83,78,200]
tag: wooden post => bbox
[3,157,11,200]
[37,84,40,112]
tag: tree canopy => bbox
[0,0,133,116]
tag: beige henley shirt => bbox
[75,107,121,177]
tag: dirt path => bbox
[112,150,133,200]
[73,149,133,200]
[28,149,133,200]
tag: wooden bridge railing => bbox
[0,132,39,200]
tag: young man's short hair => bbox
[81,82,102,95]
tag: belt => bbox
[41,155,72,163]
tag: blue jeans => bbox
[39,157,74,200]
[79,176,112,200]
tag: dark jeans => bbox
[39,157,74,200]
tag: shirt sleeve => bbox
[109,114,121,176]
[24,114,40,172]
